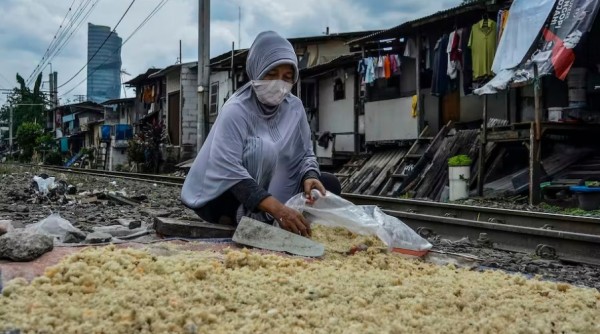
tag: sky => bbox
[0,0,462,105]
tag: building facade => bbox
[87,23,122,103]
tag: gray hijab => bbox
[181,31,319,209]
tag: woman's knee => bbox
[320,172,342,195]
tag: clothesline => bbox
[357,54,402,84]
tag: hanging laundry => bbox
[377,56,385,78]
[499,10,510,42]
[411,95,418,118]
[469,19,497,79]
[365,57,376,84]
[357,59,367,76]
[393,54,402,74]
[447,29,463,80]
[390,54,398,74]
[142,85,155,104]
[432,34,450,96]
[424,37,432,70]
[384,55,392,79]
[404,38,418,58]
[461,26,474,95]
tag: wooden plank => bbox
[106,193,139,206]
[416,129,479,200]
[486,129,529,142]
[352,151,395,194]
[365,150,406,195]
[378,127,430,197]
[154,217,235,239]
[342,153,381,193]
[396,123,451,196]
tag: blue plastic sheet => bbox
[101,125,112,141]
[115,124,133,140]
[60,137,69,153]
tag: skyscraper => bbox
[87,23,122,103]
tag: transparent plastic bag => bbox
[32,176,56,195]
[286,191,432,252]
[26,213,86,244]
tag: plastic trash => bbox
[286,191,432,254]
[32,176,56,195]
[26,213,86,244]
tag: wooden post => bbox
[533,64,542,141]
[506,89,511,124]
[477,95,488,196]
[415,34,422,131]
[530,64,542,205]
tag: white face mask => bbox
[251,80,293,106]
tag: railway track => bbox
[11,163,600,265]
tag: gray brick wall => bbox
[181,65,198,151]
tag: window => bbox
[366,76,402,102]
[210,82,219,115]
[333,78,345,101]
[301,81,317,109]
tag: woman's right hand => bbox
[274,206,311,237]
[258,196,311,237]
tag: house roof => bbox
[101,97,135,106]
[347,1,495,45]
[208,30,380,70]
[289,30,382,44]
[51,101,104,113]
[148,61,198,78]
[86,119,105,126]
[300,54,361,78]
[124,68,162,85]
[210,49,249,70]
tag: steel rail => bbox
[342,193,600,236]
[382,209,600,266]
[10,164,600,264]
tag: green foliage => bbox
[44,151,63,166]
[36,133,55,151]
[16,122,43,161]
[585,181,600,187]
[128,120,167,173]
[448,154,473,167]
[0,73,48,135]
[80,148,95,161]
[540,203,600,217]
[127,139,146,163]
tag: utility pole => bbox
[53,72,58,107]
[179,40,182,64]
[197,0,210,150]
[9,105,13,152]
[49,72,54,108]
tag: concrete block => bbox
[85,232,112,244]
[153,217,235,239]
[116,218,142,229]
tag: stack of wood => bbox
[335,155,371,191]
[341,149,407,194]
[483,146,595,197]
[470,118,510,188]
[404,129,480,201]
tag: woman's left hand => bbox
[303,178,326,204]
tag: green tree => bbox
[0,73,48,133]
[16,122,43,162]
